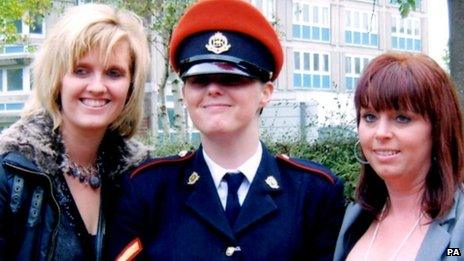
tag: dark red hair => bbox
[354,52,464,219]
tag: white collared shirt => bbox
[203,142,262,210]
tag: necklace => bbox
[364,205,423,261]
[61,153,101,189]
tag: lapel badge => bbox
[265,175,279,189]
[187,171,200,185]
[205,32,231,54]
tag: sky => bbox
[428,0,449,69]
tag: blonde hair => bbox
[23,3,150,138]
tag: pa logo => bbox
[446,248,462,256]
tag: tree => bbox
[398,0,464,105]
[394,0,418,17]
[100,0,193,141]
[0,0,53,44]
[1,0,194,141]
[447,1,464,102]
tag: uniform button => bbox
[225,246,241,256]
[225,247,234,256]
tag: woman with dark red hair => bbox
[334,53,464,260]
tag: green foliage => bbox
[140,133,360,201]
[0,0,52,44]
[151,0,193,40]
[100,0,194,141]
[99,0,194,47]
[395,0,418,17]
[136,132,198,157]
[264,133,360,201]
[149,140,197,157]
[443,47,450,72]
[138,93,361,200]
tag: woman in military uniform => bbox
[109,0,345,260]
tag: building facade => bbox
[0,1,77,130]
[0,0,429,140]
[0,19,43,130]
[251,0,428,140]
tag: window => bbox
[293,2,330,42]
[5,103,24,111]
[13,20,22,33]
[293,51,331,89]
[251,0,276,21]
[0,68,27,111]
[2,45,25,54]
[10,17,45,36]
[345,9,378,47]
[29,16,44,35]
[391,15,421,52]
[6,69,23,91]
[77,0,92,4]
[158,108,175,129]
[0,68,26,93]
[0,18,43,56]
[345,55,372,91]
[0,102,24,111]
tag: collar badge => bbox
[205,32,231,54]
[265,175,279,189]
[187,171,200,185]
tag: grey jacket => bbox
[334,188,464,261]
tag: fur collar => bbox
[0,112,149,179]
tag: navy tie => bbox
[224,172,245,226]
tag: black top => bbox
[52,173,98,260]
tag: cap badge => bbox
[187,171,200,185]
[205,32,231,54]
[265,175,279,189]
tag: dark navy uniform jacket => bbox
[108,144,345,260]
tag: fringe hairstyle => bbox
[354,53,464,219]
[23,3,150,138]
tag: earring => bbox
[353,140,369,164]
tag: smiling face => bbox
[60,40,132,136]
[358,108,433,186]
[183,74,273,138]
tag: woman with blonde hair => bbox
[0,3,150,260]
[334,53,464,260]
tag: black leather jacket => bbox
[0,112,149,260]
[1,151,71,260]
